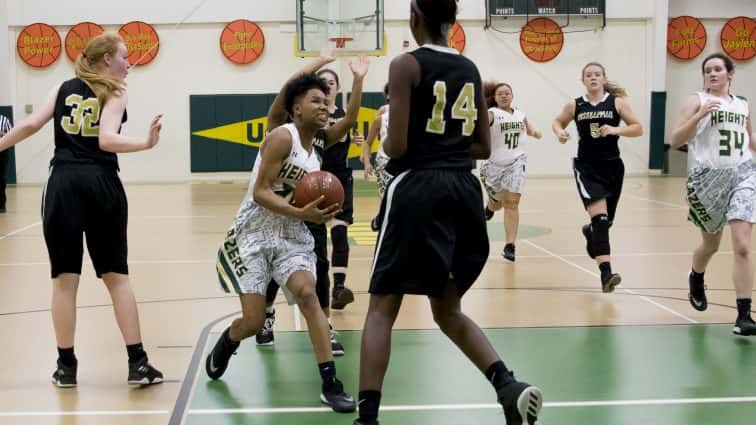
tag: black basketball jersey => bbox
[320,106,351,171]
[388,45,481,173]
[574,93,621,161]
[52,78,126,169]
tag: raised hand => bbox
[319,47,337,64]
[145,114,163,149]
[349,55,370,79]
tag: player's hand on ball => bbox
[301,196,340,224]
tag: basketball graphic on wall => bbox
[519,18,563,62]
[721,16,755,61]
[667,16,706,60]
[119,21,160,66]
[220,19,265,65]
[65,22,104,62]
[17,23,62,68]
[447,22,466,54]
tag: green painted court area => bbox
[186,325,756,425]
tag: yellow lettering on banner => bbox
[234,32,253,42]
[735,29,749,37]
[222,41,262,52]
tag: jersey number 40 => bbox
[426,82,477,136]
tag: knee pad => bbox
[330,225,349,268]
[591,214,611,256]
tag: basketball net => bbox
[329,36,353,49]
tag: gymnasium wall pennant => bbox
[65,22,104,62]
[667,16,706,60]
[17,23,62,68]
[119,21,160,66]
[720,16,755,61]
[519,18,563,62]
[220,20,265,65]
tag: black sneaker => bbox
[320,377,356,413]
[127,357,164,386]
[582,224,596,259]
[733,315,756,336]
[332,286,355,310]
[205,332,239,380]
[353,419,379,425]
[502,243,515,263]
[256,311,276,345]
[485,207,495,221]
[688,272,707,311]
[51,359,77,388]
[330,327,345,356]
[601,272,622,293]
[497,380,543,425]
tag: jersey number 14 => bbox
[426,82,477,136]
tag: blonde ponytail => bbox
[74,32,126,106]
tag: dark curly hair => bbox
[284,73,330,116]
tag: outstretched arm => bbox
[99,93,162,153]
[0,84,59,152]
[266,48,337,131]
[323,56,369,146]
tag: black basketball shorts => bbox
[370,169,489,297]
[42,164,129,278]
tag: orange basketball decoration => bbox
[220,19,265,65]
[519,18,563,63]
[721,16,756,61]
[667,16,706,60]
[16,23,62,68]
[119,21,159,66]
[294,171,345,209]
[65,22,104,62]
[448,22,466,54]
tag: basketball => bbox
[65,22,104,62]
[667,16,706,60]
[447,22,466,53]
[293,171,344,209]
[16,23,62,68]
[720,16,755,61]
[220,19,265,65]
[519,18,563,62]
[118,21,160,66]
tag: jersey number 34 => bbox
[426,82,477,136]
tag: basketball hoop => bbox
[329,36,354,48]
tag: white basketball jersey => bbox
[246,123,321,203]
[489,107,527,164]
[377,105,390,161]
[688,92,751,170]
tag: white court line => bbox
[0,410,168,417]
[0,221,41,241]
[521,239,698,324]
[187,395,756,415]
[624,194,687,209]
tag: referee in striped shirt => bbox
[0,113,12,212]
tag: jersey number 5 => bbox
[61,94,101,137]
[426,82,477,136]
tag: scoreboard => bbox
[488,0,605,17]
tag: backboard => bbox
[295,0,385,57]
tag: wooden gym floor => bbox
[0,176,754,424]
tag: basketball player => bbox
[362,83,393,231]
[481,82,542,262]
[552,62,643,292]
[256,53,369,354]
[670,53,756,336]
[206,73,356,412]
[317,68,360,312]
[0,33,163,387]
[354,1,543,424]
